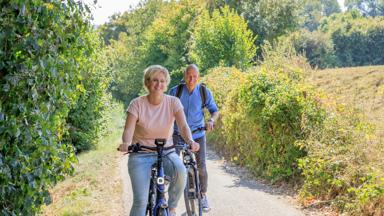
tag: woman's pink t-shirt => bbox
[127,94,183,147]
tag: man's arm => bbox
[206,111,219,132]
[204,87,219,131]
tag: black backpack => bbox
[175,83,207,109]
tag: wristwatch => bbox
[208,118,214,123]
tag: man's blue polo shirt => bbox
[169,83,218,139]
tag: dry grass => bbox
[307,65,384,169]
[40,106,126,216]
[308,65,384,138]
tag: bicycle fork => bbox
[154,144,169,216]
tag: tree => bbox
[140,0,204,86]
[98,0,165,45]
[345,0,384,16]
[101,0,166,104]
[300,0,341,31]
[240,0,301,46]
[189,6,256,73]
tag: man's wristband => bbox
[208,118,214,123]
[187,139,195,146]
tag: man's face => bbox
[184,68,199,90]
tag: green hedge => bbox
[65,32,111,153]
[0,1,105,214]
[204,61,383,214]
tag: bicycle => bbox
[174,127,206,216]
[125,139,174,216]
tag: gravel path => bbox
[120,149,306,216]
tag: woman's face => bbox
[147,72,167,94]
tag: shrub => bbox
[65,32,112,152]
[288,30,338,69]
[0,1,101,214]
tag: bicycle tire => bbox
[147,170,157,216]
[184,166,203,216]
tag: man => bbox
[169,64,219,212]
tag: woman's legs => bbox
[164,152,187,209]
[128,153,156,216]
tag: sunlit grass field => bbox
[41,105,125,216]
[308,65,384,140]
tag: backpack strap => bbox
[200,83,207,109]
[176,82,207,109]
[175,83,184,98]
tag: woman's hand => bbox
[118,143,129,152]
[190,141,200,152]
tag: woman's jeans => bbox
[128,151,187,216]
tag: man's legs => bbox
[195,136,208,194]
[195,136,211,211]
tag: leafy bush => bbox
[65,32,112,152]
[189,6,256,74]
[220,68,325,181]
[0,1,104,214]
[204,47,383,214]
[288,30,338,69]
[202,67,246,158]
[297,95,384,215]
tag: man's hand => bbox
[118,143,129,152]
[206,119,215,132]
[190,141,200,152]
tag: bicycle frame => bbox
[146,139,169,216]
[174,131,204,216]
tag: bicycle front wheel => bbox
[184,166,203,216]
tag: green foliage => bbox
[321,12,384,67]
[345,0,384,17]
[104,1,165,104]
[287,29,338,68]
[297,96,384,215]
[240,0,301,46]
[0,0,106,214]
[299,0,341,31]
[102,0,198,103]
[140,0,203,87]
[205,50,383,214]
[204,50,324,181]
[223,69,324,181]
[107,34,145,105]
[98,0,165,45]
[289,11,384,68]
[65,32,112,152]
[207,0,301,49]
[189,6,256,74]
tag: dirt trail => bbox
[120,150,307,216]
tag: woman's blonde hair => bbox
[143,65,171,92]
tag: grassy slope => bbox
[41,105,125,216]
[308,65,384,140]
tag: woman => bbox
[118,65,199,216]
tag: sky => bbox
[87,0,346,26]
[85,0,141,25]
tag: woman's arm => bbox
[175,110,200,152]
[118,113,137,152]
